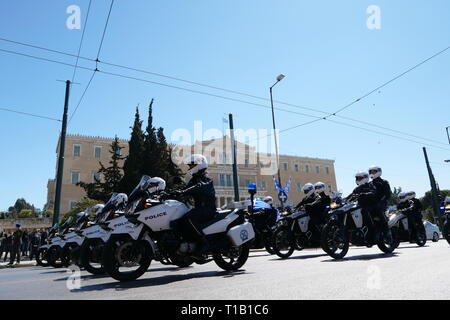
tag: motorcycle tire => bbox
[443,222,450,245]
[273,227,295,259]
[213,242,250,271]
[377,230,396,254]
[102,236,152,282]
[36,247,49,267]
[415,226,427,247]
[47,246,64,268]
[80,239,105,275]
[321,220,349,260]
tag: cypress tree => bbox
[142,99,160,177]
[118,107,146,194]
[156,127,185,190]
[78,136,125,202]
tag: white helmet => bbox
[398,192,408,203]
[147,177,166,194]
[302,183,314,197]
[314,181,325,194]
[355,172,369,186]
[445,196,450,204]
[406,191,416,201]
[184,154,208,175]
[368,165,382,179]
[263,196,273,205]
[92,204,105,217]
[113,193,128,208]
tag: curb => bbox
[0,263,36,270]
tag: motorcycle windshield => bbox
[128,175,152,202]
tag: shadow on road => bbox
[321,252,398,262]
[269,253,328,261]
[397,245,429,249]
[40,269,67,274]
[70,269,249,293]
[53,266,188,282]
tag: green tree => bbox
[156,127,185,190]
[18,209,36,218]
[118,107,146,194]
[142,99,161,177]
[78,136,125,202]
[387,187,402,206]
[61,198,101,223]
[44,210,54,218]
[420,189,450,223]
[13,198,35,217]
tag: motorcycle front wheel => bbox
[47,246,64,268]
[273,227,295,259]
[80,239,105,275]
[36,247,49,267]
[415,225,427,247]
[213,242,250,271]
[377,230,396,254]
[443,222,450,245]
[321,220,349,260]
[102,236,152,282]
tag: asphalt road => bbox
[1,240,449,300]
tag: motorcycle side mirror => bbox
[247,183,257,196]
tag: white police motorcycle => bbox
[321,195,397,259]
[46,217,75,268]
[102,176,255,282]
[388,209,426,247]
[36,225,59,267]
[79,193,128,275]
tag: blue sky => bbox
[0,0,449,211]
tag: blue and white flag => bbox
[272,176,292,204]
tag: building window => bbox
[92,172,101,183]
[71,171,80,184]
[283,163,288,171]
[328,184,332,192]
[294,163,299,172]
[326,166,330,175]
[244,159,249,168]
[94,146,102,158]
[261,180,266,190]
[69,200,77,209]
[219,174,226,186]
[297,182,302,191]
[73,144,81,157]
[305,164,309,173]
[316,165,320,174]
[226,174,232,187]
[245,179,251,187]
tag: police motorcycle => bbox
[36,224,59,267]
[246,192,278,255]
[388,193,426,248]
[272,202,328,259]
[441,197,450,244]
[46,217,77,268]
[59,210,95,267]
[102,175,255,282]
[320,194,397,260]
[79,194,129,275]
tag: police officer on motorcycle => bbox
[170,154,216,256]
[313,182,331,224]
[346,172,378,233]
[368,165,393,242]
[397,191,423,242]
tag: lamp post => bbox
[269,74,285,208]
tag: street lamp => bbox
[269,74,285,208]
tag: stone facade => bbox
[0,218,52,233]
